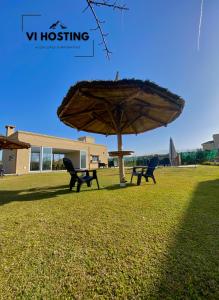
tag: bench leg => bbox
[96,177,100,189]
[152,175,156,184]
[70,177,76,191]
[130,173,133,183]
[137,174,142,186]
[77,182,82,192]
[93,170,100,190]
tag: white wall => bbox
[65,151,81,169]
[213,134,219,149]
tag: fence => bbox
[108,149,219,167]
[180,149,218,165]
[109,154,170,167]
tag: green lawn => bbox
[0,166,219,299]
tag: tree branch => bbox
[85,0,128,59]
[89,0,128,11]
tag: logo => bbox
[49,20,67,30]
[25,20,90,42]
[21,15,95,57]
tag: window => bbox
[30,147,41,171]
[42,147,52,171]
[91,155,99,162]
[30,147,52,171]
[52,154,65,170]
[80,151,87,169]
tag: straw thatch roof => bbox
[0,135,30,150]
[57,79,185,135]
[109,150,134,157]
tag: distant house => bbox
[2,125,108,175]
[202,134,219,151]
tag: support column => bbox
[117,133,126,186]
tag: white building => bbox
[202,134,219,151]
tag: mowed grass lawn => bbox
[0,166,219,299]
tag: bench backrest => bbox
[146,157,159,176]
[63,158,76,174]
[148,156,159,169]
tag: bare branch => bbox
[89,0,129,10]
[86,0,112,59]
[82,5,90,13]
[85,0,128,59]
[90,26,99,31]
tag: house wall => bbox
[89,147,108,169]
[2,132,19,174]
[65,152,81,169]
[16,149,30,174]
[202,142,215,151]
[213,134,219,149]
[78,136,95,144]
[202,134,219,151]
[3,131,108,174]
[2,149,17,174]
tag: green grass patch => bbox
[0,166,219,299]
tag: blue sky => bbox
[1,0,219,155]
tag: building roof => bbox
[0,135,30,150]
[202,140,214,145]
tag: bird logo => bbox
[49,20,67,30]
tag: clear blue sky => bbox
[1,0,219,155]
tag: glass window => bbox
[92,155,99,162]
[52,153,65,170]
[42,147,52,171]
[80,151,87,169]
[30,147,41,171]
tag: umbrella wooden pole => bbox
[117,133,126,185]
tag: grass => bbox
[0,166,219,299]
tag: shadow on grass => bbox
[0,184,102,206]
[105,183,136,190]
[0,181,137,205]
[153,179,219,299]
[0,185,69,206]
[104,182,155,190]
[0,176,157,205]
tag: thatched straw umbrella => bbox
[0,135,30,150]
[57,79,185,186]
